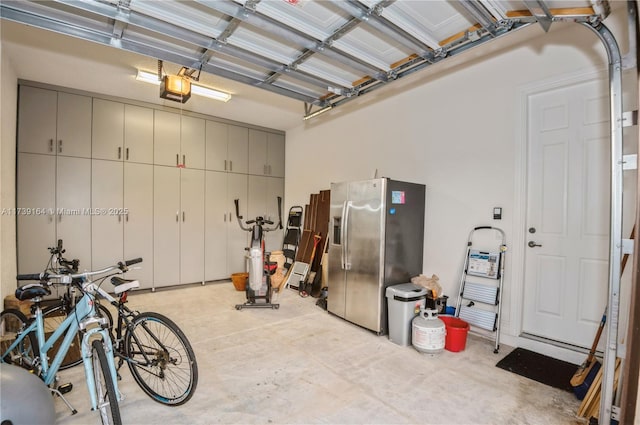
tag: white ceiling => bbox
[0,1,613,128]
[0,0,611,121]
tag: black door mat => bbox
[496,347,579,392]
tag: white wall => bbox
[284,11,631,344]
[0,23,18,301]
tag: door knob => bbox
[528,241,542,248]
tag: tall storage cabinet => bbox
[16,84,92,274]
[153,166,205,287]
[16,83,285,289]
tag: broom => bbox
[570,308,605,400]
[570,224,635,399]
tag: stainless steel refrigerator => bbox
[327,178,425,334]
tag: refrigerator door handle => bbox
[343,201,352,270]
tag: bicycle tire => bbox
[0,309,37,370]
[91,339,122,425]
[124,312,198,406]
[42,303,114,370]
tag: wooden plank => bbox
[506,7,594,18]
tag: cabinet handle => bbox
[58,140,63,153]
[263,164,267,174]
[126,212,129,222]
[176,154,179,166]
[118,214,122,222]
[176,211,179,222]
[49,139,54,152]
[183,155,186,167]
[58,214,62,222]
[224,159,227,171]
[182,211,185,222]
[118,146,122,159]
[126,148,129,161]
[230,161,233,172]
[224,213,226,222]
[269,164,272,175]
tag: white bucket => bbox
[412,308,446,354]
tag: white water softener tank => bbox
[412,308,446,354]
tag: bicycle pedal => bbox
[58,382,73,394]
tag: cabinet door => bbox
[56,92,92,158]
[91,160,124,269]
[124,105,154,164]
[16,153,56,274]
[248,129,268,175]
[92,99,124,161]
[228,173,248,274]
[56,156,92,270]
[153,166,181,287]
[266,177,285,252]
[181,116,205,169]
[17,86,57,155]
[154,111,180,167]
[205,121,228,172]
[248,175,268,223]
[124,163,154,288]
[180,168,205,284]
[248,176,283,253]
[267,133,285,177]
[228,125,248,174]
[205,171,228,281]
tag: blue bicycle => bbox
[0,259,140,425]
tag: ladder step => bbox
[459,305,497,331]
[461,281,499,305]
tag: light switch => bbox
[493,207,502,220]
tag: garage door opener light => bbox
[136,70,232,103]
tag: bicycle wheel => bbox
[124,312,198,406]
[91,339,122,425]
[42,303,114,370]
[0,309,36,370]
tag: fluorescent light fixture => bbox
[303,105,332,121]
[136,70,232,102]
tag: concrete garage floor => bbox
[54,282,582,425]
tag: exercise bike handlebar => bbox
[234,197,283,232]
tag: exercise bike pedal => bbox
[57,382,73,394]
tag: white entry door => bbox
[523,78,610,348]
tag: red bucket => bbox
[439,316,470,352]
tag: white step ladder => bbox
[455,226,507,353]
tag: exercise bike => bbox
[233,197,283,310]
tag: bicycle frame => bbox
[2,278,121,411]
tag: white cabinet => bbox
[56,156,92,270]
[16,84,285,288]
[16,154,91,274]
[16,154,56,274]
[123,163,154,286]
[248,129,285,177]
[205,171,248,281]
[90,161,154,289]
[248,175,284,253]
[124,105,154,164]
[154,111,205,169]
[180,168,205,284]
[92,101,154,164]
[91,160,124,270]
[92,99,124,161]
[205,121,248,174]
[154,166,205,287]
[18,86,91,157]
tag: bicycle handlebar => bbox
[17,258,143,282]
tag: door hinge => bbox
[622,110,638,127]
[622,238,634,255]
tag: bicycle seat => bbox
[15,283,51,301]
[110,276,140,294]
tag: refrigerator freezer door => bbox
[344,179,385,332]
[327,182,349,319]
